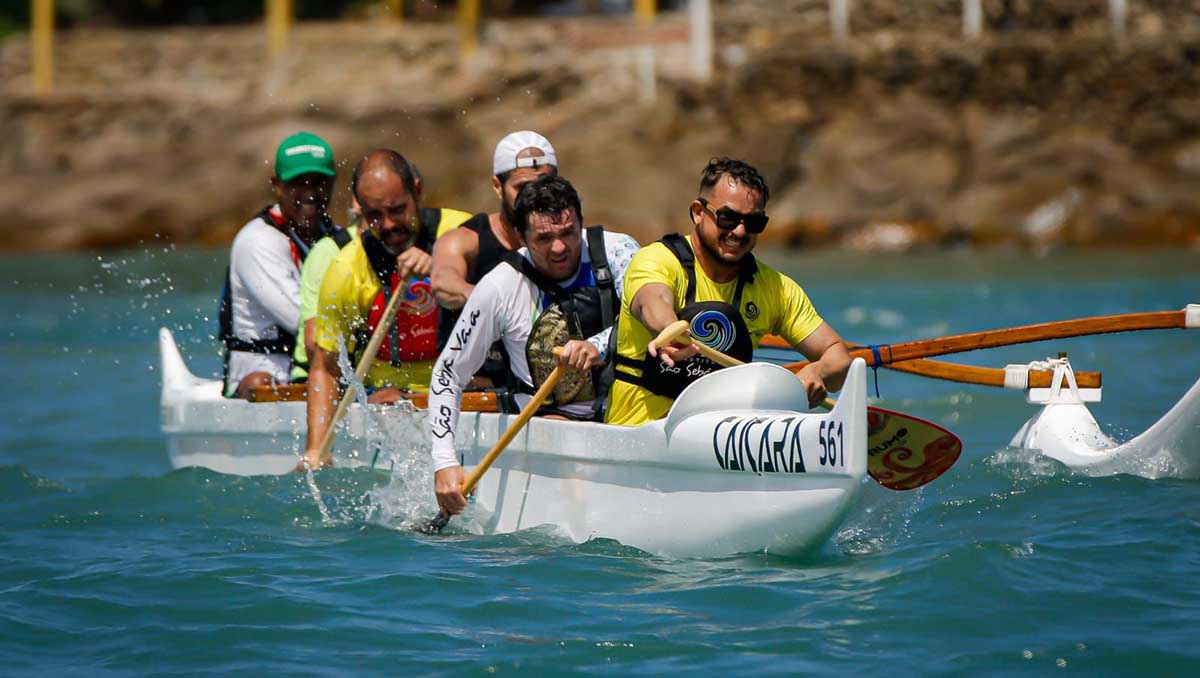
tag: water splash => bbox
[363,403,443,532]
[989,445,1070,480]
[298,335,441,530]
[302,467,334,524]
[834,479,923,555]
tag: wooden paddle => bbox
[311,278,408,468]
[655,320,962,490]
[782,307,1194,374]
[425,354,567,533]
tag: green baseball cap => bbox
[275,132,336,181]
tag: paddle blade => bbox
[420,511,450,534]
[866,406,962,490]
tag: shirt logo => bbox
[745,301,759,320]
[691,310,735,353]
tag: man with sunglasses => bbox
[605,157,851,426]
[298,149,471,471]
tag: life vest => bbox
[330,226,353,249]
[359,231,439,365]
[504,226,617,410]
[414,207,443,253]
[613,233,757,399]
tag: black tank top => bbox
[436,212,516,357]
[466,213,511,284]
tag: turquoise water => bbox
[3,246,1199,675]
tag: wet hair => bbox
[512,175,583,233]
[351,149,418,202]
[698,157,770,206]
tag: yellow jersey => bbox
[313,208,470,390]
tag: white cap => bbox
[492,130,558,176]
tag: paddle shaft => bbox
[317,278,408,463]
[783,309,1189,373]
[426,363,566,534]
[460,366,564,497]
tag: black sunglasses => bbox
[697,197,769,234]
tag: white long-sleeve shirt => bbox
[429,230,639,471]
[225,212,302,388]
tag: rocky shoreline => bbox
[2,3,1199,251]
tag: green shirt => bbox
[291,225,359,380]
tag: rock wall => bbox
[2,2,1199,251]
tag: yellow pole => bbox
[634,0,655,26]
[458,0,480,59]
[266,0,292,61]
[384,0,403,21]
[32,0,53,96]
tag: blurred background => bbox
[3,0,1199,253]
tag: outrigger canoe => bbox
[160,328,870,556]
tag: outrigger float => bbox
[1007,358,1200,479]
[766,305,1200,480]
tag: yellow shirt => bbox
[313,208,470,390]
[605,236,825,426]
[291,225,359,381]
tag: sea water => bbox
[2,246,1198,675]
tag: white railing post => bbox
[634,0,656,104]
[1109,0,1128,45]
[688,0,712,83]
[963,0,982,41]
[830,0,850,47]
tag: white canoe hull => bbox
[1010,367,1200,479]
[454,361,868,557]
[160,327,869,556]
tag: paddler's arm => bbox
[303,319,317,364]
[430,227,478,311]
[791,323,851,407]
[429,280,505,515]
[301,346,341,469]
[631,283,698,366]
[299,264,355,471]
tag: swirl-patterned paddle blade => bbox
[866,406,962,491]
